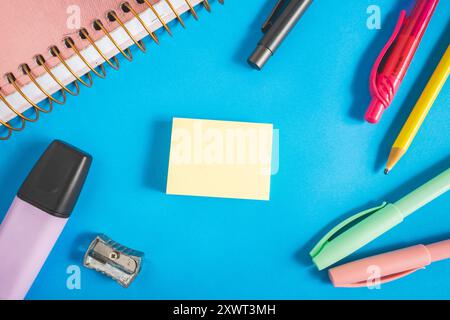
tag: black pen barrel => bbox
[248,0,313,70]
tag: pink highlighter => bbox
[365,0,439,123]
[329,239,450,288]
[0,140,92,300]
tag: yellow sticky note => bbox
[166,118,273,200]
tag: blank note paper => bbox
[166,118,273,200]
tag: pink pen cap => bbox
[365,0,439,123]
[328,239,450,288]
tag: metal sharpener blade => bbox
[83,234,144,288]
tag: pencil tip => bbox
[385,148,405,176]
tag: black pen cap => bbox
[17,140,92,218]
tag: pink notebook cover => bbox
[0,0,159,95]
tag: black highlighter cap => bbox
[17,140,92,218]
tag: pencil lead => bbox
[384,168,390,175]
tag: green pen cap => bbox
[310,203,404,270]
[310,167,450,270]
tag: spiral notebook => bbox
[0,0,223,140]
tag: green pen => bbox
[310,167,450,271]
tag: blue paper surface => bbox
[0,0,449,299]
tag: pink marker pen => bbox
[329,239,450,287]
[0,140,92,300]
[365,0,439,123]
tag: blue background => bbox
[0,0,449,299]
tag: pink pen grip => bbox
[365,0,439,124]
[0,197,68,300]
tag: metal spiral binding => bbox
[0,0,224,141]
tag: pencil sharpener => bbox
[83,234,144,288]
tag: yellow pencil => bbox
[385,45,450,174]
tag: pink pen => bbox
[0,140,92,300]
[365,0,439,124]
[329,239,450,287]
